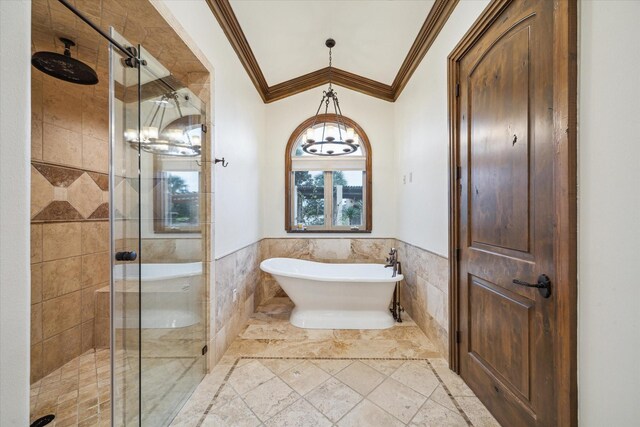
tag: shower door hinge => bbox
[456,330,462,343]
[202,345,208,356]
[201,124,208,133]
[123,46,147,68]
[455,82,460,97]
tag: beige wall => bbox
[159,0,266,259]
[0,1,31,424]
[578,1,640,424]
[262,87,397,240]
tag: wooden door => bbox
[449,0,577,426]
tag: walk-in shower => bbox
[28,1,210,425]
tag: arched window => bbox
[285,114,372,232]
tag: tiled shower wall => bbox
[30,67,110,383]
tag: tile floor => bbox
[29,349,111,427]
[171,297,500,427]
[29,297,499,426]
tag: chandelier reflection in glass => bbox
[302,39,359,156]
[125,91,202,157]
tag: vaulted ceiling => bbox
[205,0,459,103]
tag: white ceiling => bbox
[230,0,435,86]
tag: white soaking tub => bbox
[260,258,403,329]
[112,262,202,329]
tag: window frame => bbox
[153,157,202,234]
[285,113,372,233]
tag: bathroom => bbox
[1,0,639,426]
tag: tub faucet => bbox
[385,248,398,277]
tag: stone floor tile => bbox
[456,396,501,427]
[409,399,468,427]
[263,398,332,427]
[368,377,427,423]
[336,399,405,427]
[390,360,440,397]
[227,360,275,395]
[242,376,300,421]
[202,396,262,427]
[279,360,331,395]
[361,359,404,376]
[306,377,363,423]
[334,361,386,396]
[311,359,353,375]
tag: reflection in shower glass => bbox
[110,31,207,427]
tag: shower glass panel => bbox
[138,44,206,427]
[110,29,142,427]
[110,30,206,426]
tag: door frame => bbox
[447,0,578,425]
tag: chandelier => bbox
[302,39,359,156]
[125,91,202,157]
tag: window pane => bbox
[161,171,200,230]
[332,171,364,228]
[293,171,325,228]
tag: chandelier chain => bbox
[328,46,332,89]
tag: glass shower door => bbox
[137,45,206,427]
[110,31,207,427]
[110,29,142,427]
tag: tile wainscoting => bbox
[211,238,394,368]
[258,238,396,304]
[88,237,449,378]
[395,241,449,359]
[212,238,450,367]
[211,242,261,367]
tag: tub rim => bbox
[260,257,403,283]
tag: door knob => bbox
[115,251,137,261]
[513,274,551,298]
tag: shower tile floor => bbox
[171,297,499,427]
[30,348,111,427]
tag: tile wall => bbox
[210,238,396,367]
[258,238,396,304]
[210,242,261,366]
[30,65,111,383]
[395,241,449,358]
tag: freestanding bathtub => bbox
[260,258,403,329]
[111,262,202,329]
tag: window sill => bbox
[286,229,372,234]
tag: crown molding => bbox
[205,0,459,103]
[267,67,395,103]
[391,0,459,100]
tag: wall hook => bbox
[215,157,229,167]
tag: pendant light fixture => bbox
[125,91,202,157]
[302,39,359,156]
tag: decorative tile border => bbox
[196,356,474,427]
[31,161,109,222]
